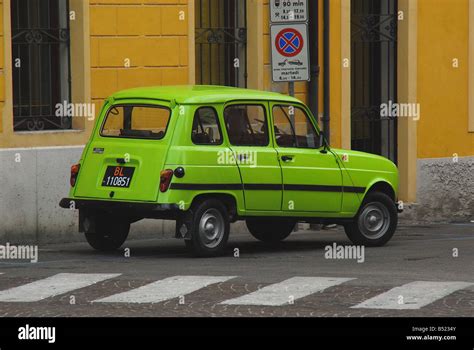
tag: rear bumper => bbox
[59,198,179,212]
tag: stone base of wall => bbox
[400,156,474,224]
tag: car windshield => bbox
[101,105,171,140]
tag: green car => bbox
[60,86,401,257]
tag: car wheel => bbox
[246,218,296,243]
[344,192,397,247]
[84,214,130,252]
[185,199,230,257]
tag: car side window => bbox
[224,104,269,146]
[192,107,223,145]
[272,105,319,149]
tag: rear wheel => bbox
[246,218,296,243]
[344,192,397,247]
[185,199,230,257]
[84,214,130,252]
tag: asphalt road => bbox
[0,223,473,317]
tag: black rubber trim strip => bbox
[284,184,342,192]
[170,183,366,193]
[170,183,243,191]
[343,186,366,194]
[59,198,179,211]
[243,184,283,191]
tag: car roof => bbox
[110,85,302,105]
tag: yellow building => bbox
[0,0,472,242]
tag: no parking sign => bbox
[271,23,310,82]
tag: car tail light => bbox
[160,169,174,192]
[70,164,81,187]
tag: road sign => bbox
[270,0,308,23]
[271,23,309,82]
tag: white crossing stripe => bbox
[0,273,120,302]
[94,275,236,304]
[221,277,354,306]
[352,281,473,310]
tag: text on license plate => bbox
[102,166,135,188]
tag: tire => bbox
[344,192,398,247]
[185,199,230,257]
[84,214,130,252]
[246,218,296,243]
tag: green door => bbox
[271,103,343,213]
[223,102,282,211]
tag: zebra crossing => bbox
[95,276,235,304]
[221,277,354,306]
[0,273,472,310]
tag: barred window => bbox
[11,0,71,131]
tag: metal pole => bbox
[323,0,330,144]
[289,82,295,97]
[308,0,320,124]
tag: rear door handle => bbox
[281,155,294,162]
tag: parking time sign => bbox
[270,0,308,23]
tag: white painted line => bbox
[0,273,120,302]
[221,277,354,306]
[352,281,473,310]
[94,275,236,304]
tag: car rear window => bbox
[101,105,171,140]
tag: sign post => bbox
[270,0,309,96]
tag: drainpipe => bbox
[308,0,319,123]
[323,0,330,144]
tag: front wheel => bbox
[84,214,130,252]
[185,199,230,257]
[344,192,397,247]
[246,219,296,243]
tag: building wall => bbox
[90,0,190,113]
[417,0,474,158]
[0,0,4,134]
[0,0,472,244]
[409,0,474,221]
[0,0,194,243]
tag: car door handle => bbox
[237,154,248,161]
[281,155,294,162]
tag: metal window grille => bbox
[11,0,72,131]
[351,0,398,163]
[195,0,247,87]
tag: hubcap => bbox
[358,202,390,240]
[198,208,225,249]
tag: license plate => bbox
[102,166,135,188]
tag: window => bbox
[273,105,319,148]
[101,105,171,140]
[192,107,223,145]
[224,105,269,146]
[195,0,247,87]
[11,0,72,131]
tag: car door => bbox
[271,103,343,212]
[223,102,282,211]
